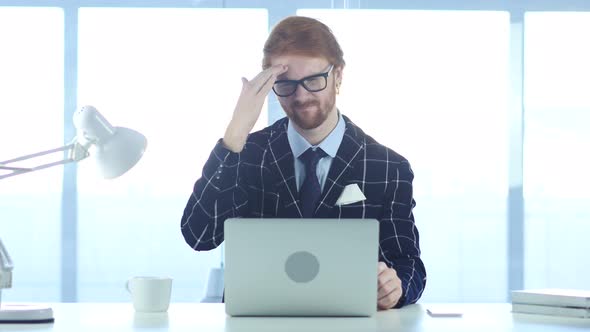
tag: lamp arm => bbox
[0,141,90,180]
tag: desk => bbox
[0,303,588,331]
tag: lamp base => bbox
[0,304,54,324]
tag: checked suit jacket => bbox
[181,114,426,307]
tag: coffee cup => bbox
[126,276,172,312]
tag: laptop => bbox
[224,218,379,317]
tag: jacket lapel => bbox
[267,119,303,218]
[315,116,365,216]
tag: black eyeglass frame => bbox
[272,64,334,97]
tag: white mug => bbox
[126,276,173,312]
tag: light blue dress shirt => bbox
[287,112,346,192]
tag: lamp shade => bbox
[74,105,147,179]
[93,127,147,179]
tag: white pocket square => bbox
[335,184,366,206]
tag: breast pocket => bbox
[336,200,384,219]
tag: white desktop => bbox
[0,302,589,331]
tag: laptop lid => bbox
[224,218,379,317]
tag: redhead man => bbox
[181,16,426,309]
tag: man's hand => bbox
[223,64,288,152]
[377,261,403,310]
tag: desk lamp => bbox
[0,105,147,323]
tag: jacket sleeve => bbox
[180,139,249,251]
[379,160,426,308]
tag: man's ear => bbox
[335,65,344,86]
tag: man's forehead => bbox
[271,54,328,66]
[272,55,330,78]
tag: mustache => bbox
[290,100,319,109]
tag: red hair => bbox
[262,16,345,69]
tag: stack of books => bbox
[511,289,590,319]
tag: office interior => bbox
[0,0,589,305]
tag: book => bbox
[511,289,590,309]
[512,303,590,319]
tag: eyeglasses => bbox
[272,65,334,97]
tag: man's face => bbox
[270,55,340,130]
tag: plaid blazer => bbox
[181,115,426,307]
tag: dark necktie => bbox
[299,147,327,218]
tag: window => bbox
[523,12,590,290]
[0,7,64,302]
[3,1,589,304]
[299,9,510,301]
[76,8,268,301]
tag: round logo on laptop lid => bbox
[285,251,320,283]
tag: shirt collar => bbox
[288,111,345,159]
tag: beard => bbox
[282,92,336,130]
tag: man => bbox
[181,16,426,309]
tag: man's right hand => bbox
[222,64,288,153]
